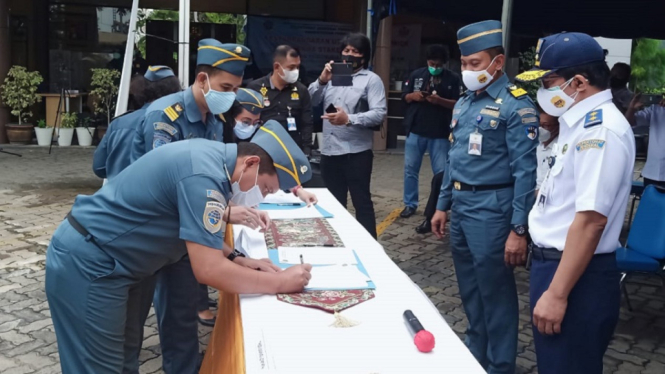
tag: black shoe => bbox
[415,219,431,234]
[208,298,218,308]
[198,316,216,327]
[400,206,416,218]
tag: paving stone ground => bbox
[1,145,664,373]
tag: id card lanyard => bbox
[286,106,297,131]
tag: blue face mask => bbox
[233,121,257,140]
[202,73,236,115]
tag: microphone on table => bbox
[403,310,435,353]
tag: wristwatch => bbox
[227,249,246,262]
[512,224,527,237]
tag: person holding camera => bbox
[308,32,387,239]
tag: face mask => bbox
[201,73,236,115]
[462,57,498,91]
[536,78,578,117]
[230,164,264,207]
[428,66,443,76]
[538,128,551,143]
[233,121,257,140]
[610,77,625,89]
[279,64,299,84]
[342,54,364,70]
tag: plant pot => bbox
[97,126,108,141]
[76,127,96,146]
[35,127,54,146]
[57,128,75,146]
[6,124,34,144]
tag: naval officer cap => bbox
[197,39,251,77]
[236,88,265,115]
[144,65,175,82]
[250,120,312,190]
[457,20,503,56]
[515,32,605,82]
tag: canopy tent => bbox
[372,0,665,40]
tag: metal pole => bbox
[178,0,190,88]
[115,0,140,117]
[501,0,513,58]
[366,0,373,37]
[0,0,11,143]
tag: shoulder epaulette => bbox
[508,85,528,98]
[164,102,184,122]
[584,109,603,128]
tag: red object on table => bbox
[414,330,436,353]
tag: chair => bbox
[627,180,645,227]
[616,185,665,311]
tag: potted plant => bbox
[0,66,43,144]
[58,112,77,146]
[34,119,53,146]
[90,68,121,126]
[75,116,95,146]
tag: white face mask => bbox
[536,78,578,117]
[462,57,498,91]
[233,121,257,140]
[278,64,299,84]
[538,128,551,143]
[230,164,264,208]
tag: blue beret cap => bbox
[250,120,312,190]
[457,20,503,56]
[197,39,250,77]
[516,32,605,82]
[144,66,175,82]
[236,88,264,115]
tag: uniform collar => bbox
[484,73,509,99]
[268,73,293,91]
[353,68,369,76]
[560,89,613,128]
[184,87,202,124]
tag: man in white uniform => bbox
[625,94,665,188]
[516,32,635,374]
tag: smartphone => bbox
[325,103,337,114]
[331,62,353,86]
[640,94,662,105]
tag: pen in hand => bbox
[300,254,304,265]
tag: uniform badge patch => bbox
[525,125,538,140]
[495,98,503,105]
[260,85,268,97]
[203,201,225,233]
[517,108,537,116]
[206,189,226,202]
[154,122,178,136]
[153,135,171,149]
[522,116,537,124]
[562,144,569,154]
[509,87,528,98]
[490,120,498,128]
[480,109,500,118]
[291,92,300,100]
[584,109,603,128]
[576,139,605,152]
[174,103,184,112]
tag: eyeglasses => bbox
[239,120,264,127]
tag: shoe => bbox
[400,206,416,218]
[415,219,431,234]
[208,298,218,308]
[198,316,216,327]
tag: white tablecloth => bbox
[236,188,484,373]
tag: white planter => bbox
[58,128,75,146]
[76,127,96,146]
[35,127,54,146]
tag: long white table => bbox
[202,188,484,373]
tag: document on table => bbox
[235,227,269,259]
[306,265,370,290]
[267,206,323,220]
[262,190,302,204]
[278,247,358,265]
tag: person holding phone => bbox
[400,45,462,222]
[625,92,665,188]
[308,32,387,239]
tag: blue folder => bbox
[258,203,333,218]
[268,249,376,290]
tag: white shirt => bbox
[536,136,557,189]
[529,90,635,254]
[635,104,665,181]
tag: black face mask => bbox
[610,77,626,89]
[341,54,364,70]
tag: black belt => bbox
[453,181,513,191]
[66,212,99,247]
[530,246,563,261]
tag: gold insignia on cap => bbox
[235,46,242,53]
[300,165,308,174]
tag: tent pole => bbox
[115,0,139,117]
[178,0,191,88]
[501,0,513,58]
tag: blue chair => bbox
[616,185,665,311]
[627,180,645,227]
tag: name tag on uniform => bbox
[287,117,297,131]
[537,181,549,212]
[468,132,482,156]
